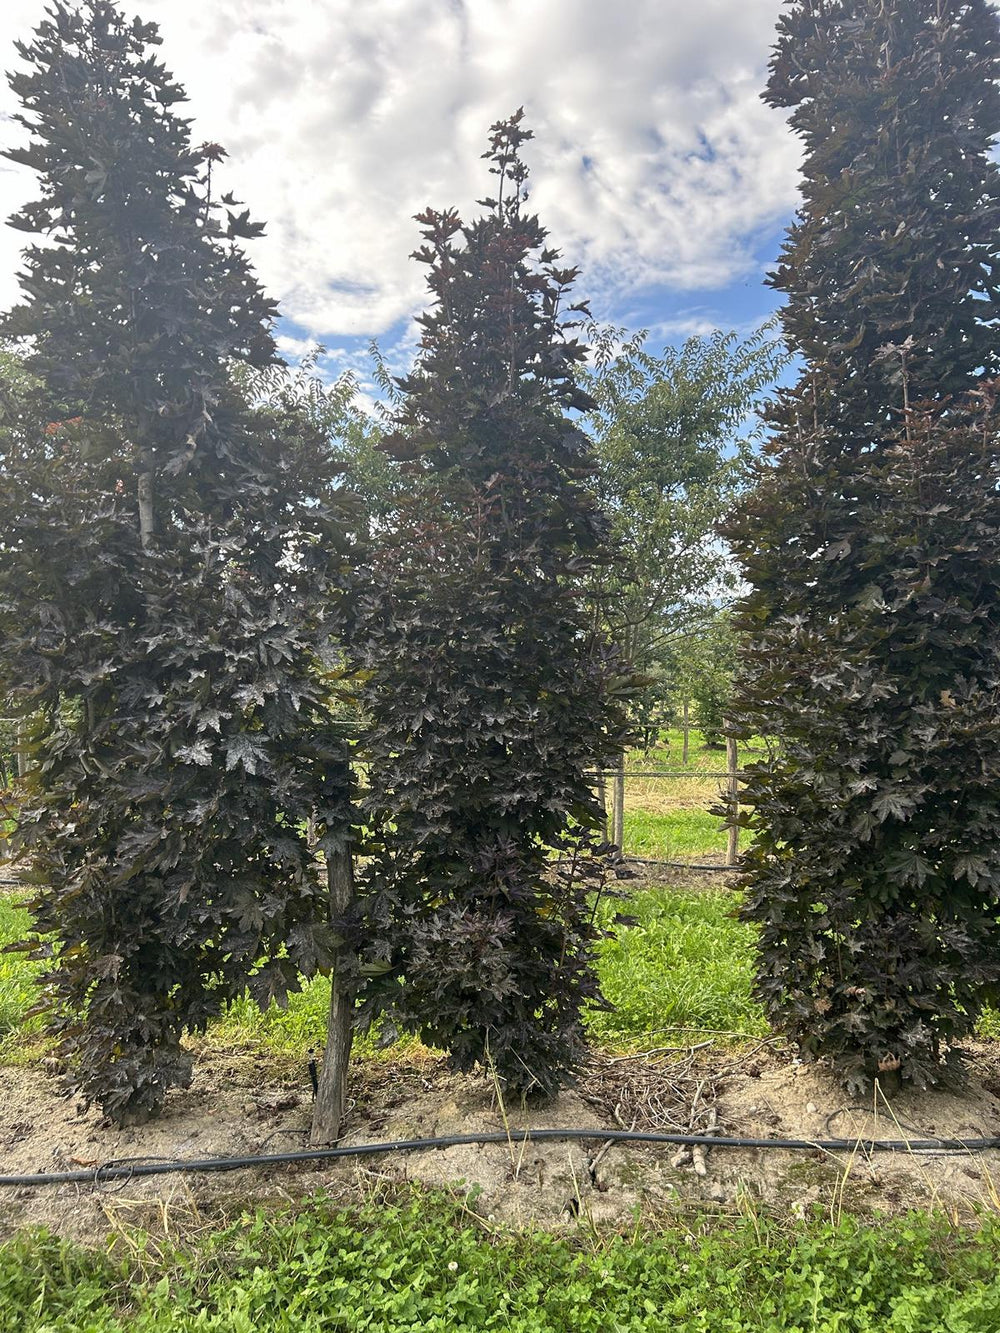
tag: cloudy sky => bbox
[0,0,802,383]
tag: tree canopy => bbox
[581,323,784,743]
[346,111,630,1097]
[728,0,1000,1090]
[0,0,355,1123]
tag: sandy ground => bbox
[1,1041,999,1243]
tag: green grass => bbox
[0,897,409,1066]
[588,886,766,1043]
[621,808,749,862]
[4,1191,1000,1331]
[208,882,769,1057]
[207,884,768,1058]
[207,981,412,1063]
[627,729,761,772]
[617,732,753,863]
[209,978,335,1056]
[0,896,45,1059]
[974,1006,1000,1040]
[0,882,764,1063]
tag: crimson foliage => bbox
[728,0,1000,1089]
[0,2,354,1123]
[347,113,630,1096]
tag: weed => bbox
[2,1192,1000,1331]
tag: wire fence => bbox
[590,735,748,873]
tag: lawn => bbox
[2,882,998,1058]
[587,886,766,1043]
[621,808,750,863]
[0,883,766,1063]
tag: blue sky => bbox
[0,0,801,392]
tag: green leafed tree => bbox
[674,609,739,751]
[581,325,784,742]
[727,0,1000,1089]
[346,112,631,1097]
[238,349,398,537]
[0,1,355,1123]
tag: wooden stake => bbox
[596,770,608,843]
[138,470,155,550]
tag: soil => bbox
[711,1042,1000,1217]
[2,1041,1000,1244]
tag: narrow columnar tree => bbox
[728,0,1000,1089]
[347,113,630,1097]
[0,2,355,1123]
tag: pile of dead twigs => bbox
[579,1035,783,1176]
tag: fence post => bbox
[681,699,690,766]
[595,770,608,843]
[611,756,626,850]
[725,732,740,868]
[15,719,27,780]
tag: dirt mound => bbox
[712,1045,1000,1216]
[1,1043,999,1243]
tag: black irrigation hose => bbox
[5,1127,1000,1189]
[626,857,736,874]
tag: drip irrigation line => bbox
[626,856,736,874]
[4,1127,1000,1190]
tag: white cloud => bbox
[644,316,730,342]
[0,0,800,341]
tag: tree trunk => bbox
[310,843,355,1144]
[138,469,155,551]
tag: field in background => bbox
[617,728,756,865]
